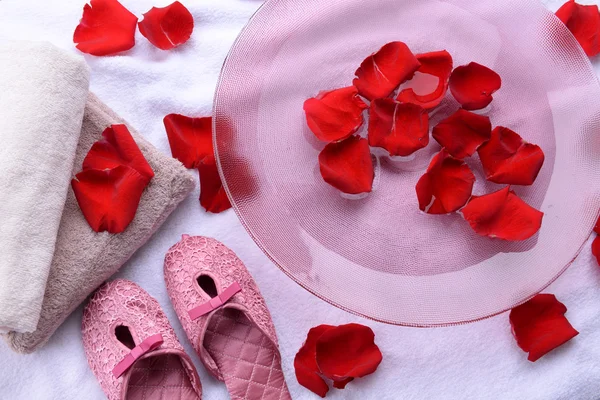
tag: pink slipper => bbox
[164,235,291,400]
[82,279,202,400]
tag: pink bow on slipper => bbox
[188,282,242,320]
[112,333,164,378]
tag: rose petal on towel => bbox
[303,86,368,143]
[198,155,231,213]
[164,114,230,213]
[462,187,543,241]
[83,124,154,183]
[164,114,213,169]
[319,136,374,195]
[415,149,475,214]
[477,126,545,186]
[556,0,600,57]
[294,325,335,398]
[509,294,579,362]
[72,165,147,233]
[432,109,492,159]
[368,99,429,157]
[595,216,600,234]
[353,41,421,101]
[73,0,138,56]
[138,1,194,50]
[449,62,502,110]
[316,324,382,388]
[397,50,454,109]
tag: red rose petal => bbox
[415,149,475,214]
[82,124,154,183]
[332,378,354,389]
[73,0,138,56]
[138,1,194,50]
[397,50,454,109]
[477,126,545,186]
[315,324,382,387]
[163,113,230,213]
[294,325,335,398]
[368,99,429,157]
[509,294,579,362]
[163,114,213,169]
[432,109,492,159]
[72,166,147,233]
[319,136,374,195]
[198,155,231,213]
[462,187,543,241]
[353,41,421,101]
[449,62,502,110]
[303,86,368,143]
[593,236,600,265]
[556,0,600,57]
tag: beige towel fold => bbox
[4,93,195,353]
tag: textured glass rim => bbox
[213,0,600,327]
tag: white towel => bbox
[0,41,89,333]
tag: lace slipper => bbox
[82,279,202,400]
[164,235,291,400]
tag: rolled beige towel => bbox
[5,93,196,353]
[0,41,195,352]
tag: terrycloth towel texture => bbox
[2,0,600,399]
[0,41,89,334]
[4,93,196,353]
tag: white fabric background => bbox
[1,0,600,399]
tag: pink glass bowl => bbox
[214,0,600,326]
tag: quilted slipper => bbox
[164,235,291,400]
[82,279,202,400]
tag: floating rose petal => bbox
[316,324,382,388]
[303,86,368,143]
[138,1,194,50]
[509,294,579,362]
[432,109,491,159]
[593,236,600,265]
[73,0,138,56]
[478,126,545,186]
[556,0,600,57]
[319,136,374,195]
[449,62,502,110]
[353,41,421,101]
[294,325,335,398]
[72,166,147,233]
[198,155,231,213]
[397,50,453,109]
[462,187,543,241]
[83,124,154,183]
[163,114,213,169]
[368,99,429,157]
[415,149,475,215]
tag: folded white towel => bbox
[0,41,89,333]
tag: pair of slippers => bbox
[81,235,291,400]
